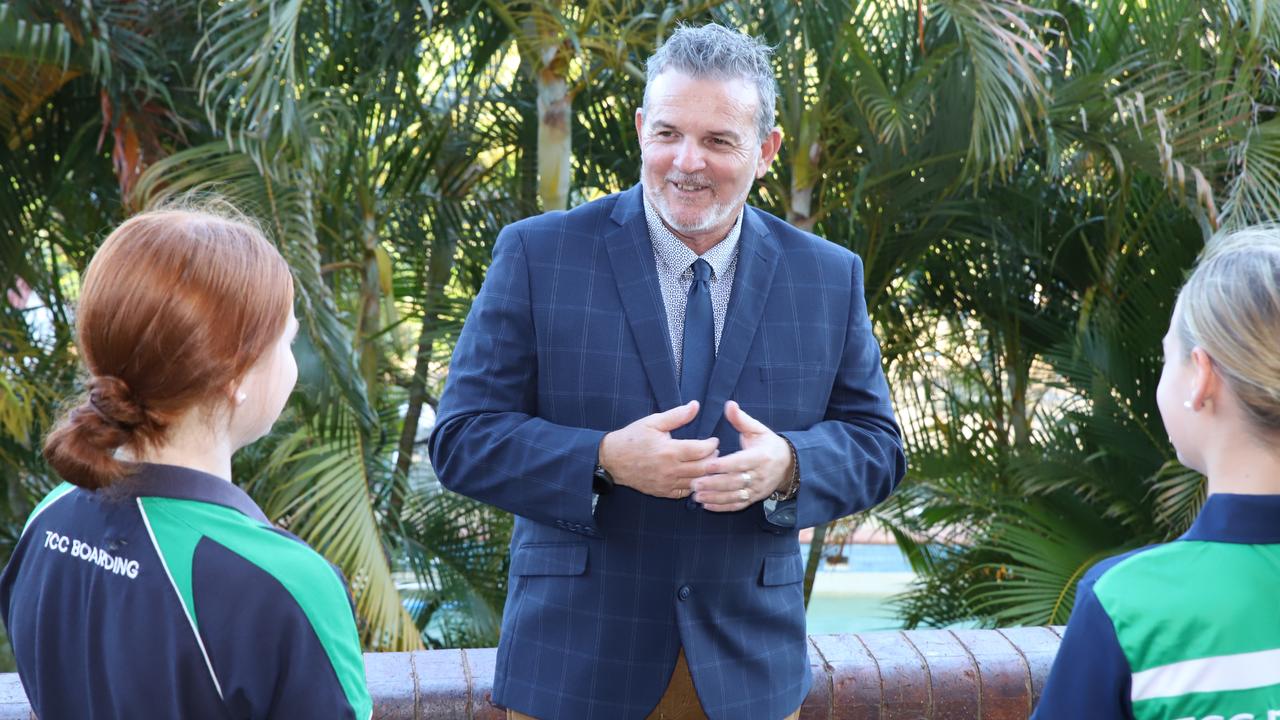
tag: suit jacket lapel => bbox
[696,208,779,438]
[604,186,683,413]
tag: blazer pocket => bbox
[511,542,589,577]
[760,552,805,586]
[758,363,824,382]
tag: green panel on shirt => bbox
[139,497,204,632]
[1095,541,1280,674]
[22,483,75,536]
[139,496,372,719]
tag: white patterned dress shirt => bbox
[642,198,743,379]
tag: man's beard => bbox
[643,170,751,237]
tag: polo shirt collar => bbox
[1181,492,1280,544]
[101,462,270,524]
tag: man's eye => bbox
[711,138,730,146]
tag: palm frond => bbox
[194,0,307,150]
[932,0,1052,180]
[0,4,82,141]
[1148,460,1204,538]
[0,4,74,69]
[249,415,423,651]
[1220,118,1280,229]
[132,141,378,433]
[396,484,511,648]
[968,499,1136,626]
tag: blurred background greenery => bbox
[1,0,1277,655]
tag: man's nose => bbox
[672,139,706,173]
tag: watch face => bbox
[592,465,615,494]
[765,505,796,526]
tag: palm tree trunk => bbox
[393,229,459,486]
[789,181,816,233]
[517,58,540,216]
[803,522,826,608]
[521,6,574,213]
[1010,363,1031,448]
[536,62,572,211]
[358,206,382,400]
[1004,329,1031,448]
[787,114,821,232]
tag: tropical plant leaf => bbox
[968,499,1136,626]
[1148,460,1205,538]
[1221,118,1280,229]
[131,141,378,433]
[248,414,423,651]
[0,4,74,70]
[932,0,1051,180]
[194,0,307,150]
[395,482,512,648]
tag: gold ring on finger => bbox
[738,488,750,502]
[740,471,752,488]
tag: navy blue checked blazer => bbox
[429,184,905,720]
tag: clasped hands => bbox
[597,400,794,512]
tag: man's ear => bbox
[1189,346,1221,411]
[635,109,645,141]
[756,127,783,178]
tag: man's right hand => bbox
[598,401,719,499]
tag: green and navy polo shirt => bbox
[1034,493,1280,719]
[0,463,373,720]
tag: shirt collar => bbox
[1181,493,1280,544]
[100,462,270,524]
[643,196,743,281]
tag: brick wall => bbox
[0,627,1064,719]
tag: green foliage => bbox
[875,0,1279,628]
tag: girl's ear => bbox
[1188,346,1220,412]
[225,380,247,407]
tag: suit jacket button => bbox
[677,585,691,601]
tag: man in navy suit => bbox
[429,23,905,720]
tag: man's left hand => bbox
[690,401,794,512]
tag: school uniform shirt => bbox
[0,463,372,720]
[1033,493,1280,720]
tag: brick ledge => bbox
[0,627,1064,719]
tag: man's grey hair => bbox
[643,23,778,142]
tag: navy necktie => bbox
[680,258,714,405]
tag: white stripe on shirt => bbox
[1131,646,1280,702]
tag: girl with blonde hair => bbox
[1035,227,1280,718]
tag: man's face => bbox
[636,70,781,248]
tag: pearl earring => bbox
[1183,400,1192,409]
[235,391,247,405]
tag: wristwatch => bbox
[592,463,616,495]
